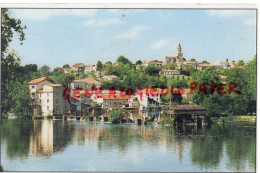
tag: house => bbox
[63,68,70,74]
[142,60,163,67]
[70,78,102,90]
[102,75,119,81]
[37,84,69,116]
[70,92,91,114]
[160,70,180,75]
[197,63,215,71]
[97,95,130,107]
[28,77,69,116]
[85,65,97,74]
[28,77,54,100]
[137,88,161,108]
[122,96,139,108]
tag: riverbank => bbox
[211,115,256,124]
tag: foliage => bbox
[236,59,245,67]
[190,58,196,62]
[50,71,66,86]
[109,109,121,124]
[63,73,75,86]
[62,64,70,68]
[97,61,103,71]
[168,62,177,70]
[116,55,131,64]
[1,9,26,57]
[144,64,160,76]
[40,65,50,77]
[136,60,142,65]
[105,61,112,65]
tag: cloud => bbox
[84,18,123,27]
[151,39,172,50]
[244,17,256,25]
[10,9,97,20]
[207,10,250,18]
[115,25,150,39]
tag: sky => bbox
[7,8,256,69]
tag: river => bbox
[0,119,256,172]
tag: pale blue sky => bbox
[7,9,256,69]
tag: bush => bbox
[109,109,121,124]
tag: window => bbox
[40,99,41,103]
[32,93,35,97]
[47,106,49,110]
[110,102,111,105]
[39,94,41,98]
[32,86,35,89]
[47,99,49,103]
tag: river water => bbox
[1,119,256,172]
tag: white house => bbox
[137,88,161,108]
[28,77,69,116]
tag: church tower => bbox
[177,43,183,57]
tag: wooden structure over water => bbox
[167,104,207,126]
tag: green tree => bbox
[97,61,103,71]
[105,61,112,65]
[136,60,142,65]
[202,60,208,64]
[168,62,177,70]
[62,64,70,68]
[236,59,245,67]
[1,9,26,56]
[116,55,130,64]
[63,73,75,86]
[40,65,50,77]
[144,64,160,76]
[190,58,196,62]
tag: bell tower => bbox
[177,43,183,57]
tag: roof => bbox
[72,78,102,85]
[102,95,130,100]
[45,84,63,87]
[165,56,177,58]
[28,77,51,85]
[37,90,53,93]
[73,63,84,67]
[175,104,206,111]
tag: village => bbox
[27,43,243,125]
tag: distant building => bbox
[163,43,186,64]
[160,70,180,75]
[102,75,119,81]
[97,95,130,107]
[70,78,102,90]
[63,68,70,74]
[73,63,84,68]
[142,60,163,67]
[84,65,97,74]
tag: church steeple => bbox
[177,43,183,57]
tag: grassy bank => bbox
[211,116,256,123]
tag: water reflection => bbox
[1,119,256,172]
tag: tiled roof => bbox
[28,77,51,85]
[175,104,206,111]
[72,78,102,85]
[102,95,130,100]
